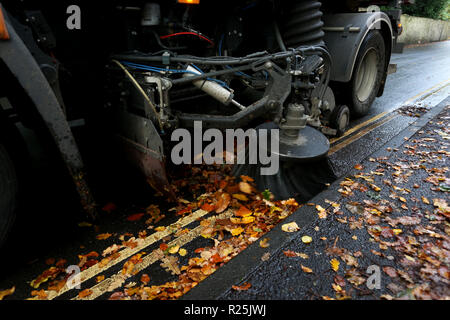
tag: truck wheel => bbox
[330,105,350,137]
[347,30,386,117]
[0,143,18,247]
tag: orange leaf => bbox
[235,205,252,217]
[31,289,47,300]
[160,243,169,251]
[301,265,313,273]
[96,233,113,240]
[78,289,93,298]
[201,203,215,212]
[141,274,151,284]
[232,282,251,291]
[240,175,254,183]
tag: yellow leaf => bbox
[316,205,327,219]
[302,236,313,244]
[231,227,244,236]
[168,245,180,254]
[179,248,187,257]
[155,226,166,232]
[241,216,255,224]
[393,229,403,235]
[399,197,407,203]
[232,194,249,201]
[421,196,430,205]
[0,287,15,300]
[281,222,300,233]
[96,275,105,283]
[259,238,270,248]
[331,259,340,272]
[370,184,381,192]
[301,265,313,273]
[230,217,242,224]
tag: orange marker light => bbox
[178,0,200,4]
[0,6,10,40]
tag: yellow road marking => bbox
[329,79,450,152]
[47,209,211,300]
[329,111,389,144]
[402,78,450,106]
[329,114,397,155]
[74,210,234,300]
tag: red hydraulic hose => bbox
[160,32,214,46]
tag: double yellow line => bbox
[329,79,450,155]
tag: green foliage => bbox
[402,0,450,21]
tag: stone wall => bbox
[398,14,450,45]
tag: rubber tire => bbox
[346,30,386,117]
[330,105,350,137]
[0,143,18,248]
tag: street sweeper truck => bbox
[0,0,406,245]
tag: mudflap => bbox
[115,110,176,201]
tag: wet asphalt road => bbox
[0,41,449,300]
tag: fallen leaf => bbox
[281,222,300,233]
[261,252,270,262]
[215,193,231,213]
[331,258,340,272]
[232,282,252,291]
[301,265,313,273]
[231,227,244,236]
[168,245,180,254]
[239,182,253,194]
[126,213,145,222]
[78,289,93,299]
[259,238,270,248]
[383,266,398,278]
[301,236,313,244]
[96,233,113,240]
[235,205,252,217]
[0,287,15,300]
[179,248,187,257]
[141,274,150,284]
[232,194,249,201]
[316,205,328,219]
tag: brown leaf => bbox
[215,193,231,213]
[238,182,253,194]
[383,266,398,278]
[96,233,113,240]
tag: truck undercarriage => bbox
[0,0,403,245]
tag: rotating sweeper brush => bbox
[232,103,336,203]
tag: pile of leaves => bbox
[107,172,299,300]
[24,162,299,300]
